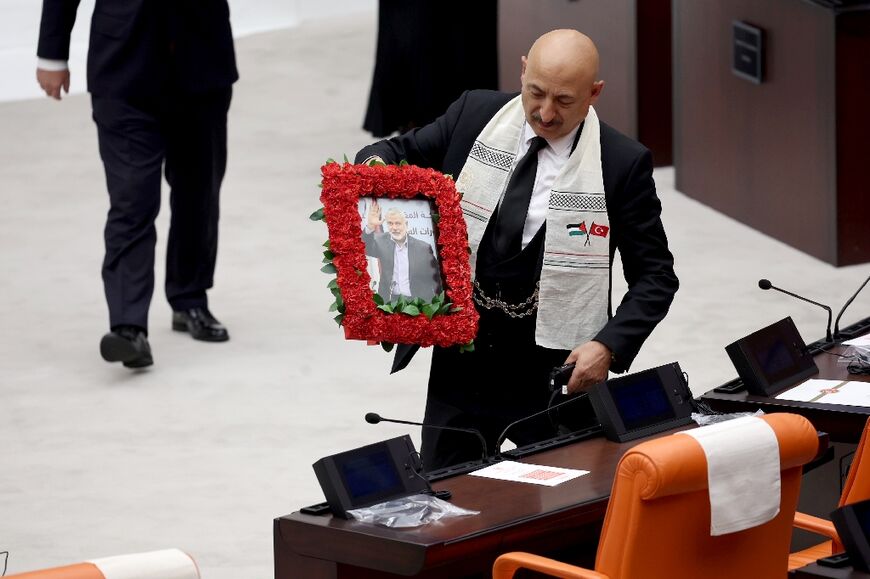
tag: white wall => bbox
[0,0,375,102]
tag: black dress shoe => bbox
[100,326,153,368]
[172,307,229,342]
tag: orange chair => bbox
[788,417,870,569]
[5,549,199,579]
[493,413,819,579]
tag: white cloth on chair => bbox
[680,416,781,536]
[89,549,199,579]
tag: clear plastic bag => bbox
[346,493,479,528]
[844,345,870,374]
[692,409,764,426]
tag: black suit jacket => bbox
[37,0,238,98]
[356,90,678,373]
[363,231,443,301]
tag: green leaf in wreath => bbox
[334,313,344,326]
[343,154,350,163]
[327,278,338,289]
[444,174,453,180]
[328,301,338,312]
[402,305,420,316]
[450,305,463,313]
[381,341,395,352]
[323,250,334,261]
[309,207,325,221]
[323,240,330,249]
[372,293,385,306]
[431,213,441,225]
[399,159,409,167]
[367,158,386,167]
[458,341,475,353]
[320,263,337,274]
[422,304,437,320]
[326,158,336,164]
[377,303,394,313]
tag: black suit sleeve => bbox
[416,239,443,299]
[361,228,379,258]
[37,0,82,60]
[594,148,679,373]
[354,90,471,168]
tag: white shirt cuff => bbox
[37,58,69,71]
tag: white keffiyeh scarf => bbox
[455,97,610,350]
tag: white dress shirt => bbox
[391,238,411,298]
[512,122,581,248]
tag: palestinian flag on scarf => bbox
[566,222,588,236]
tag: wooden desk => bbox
[274,433,654,578]
[700,340,870,443]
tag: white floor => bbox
[1,12,868,579]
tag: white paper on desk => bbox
[776,379,870,407]
[469,461,589,487]
[843,335,870,347]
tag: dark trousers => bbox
[91,87,232,331]
[420,298,598,472]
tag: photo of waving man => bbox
[361,199,443,302]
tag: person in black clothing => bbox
[36,0,238,368]
[363,0,498,136]
[357,30,679,471]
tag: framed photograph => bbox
[317,161,477,348]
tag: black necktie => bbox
[491,136,548,259]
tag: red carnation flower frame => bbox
[320,162,478,347]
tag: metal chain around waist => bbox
[472,280,539,318]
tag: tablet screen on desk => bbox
[341,449,404,502]
[589,362,693,442]
[725,317,818,396]
[610,374,676,431]
[832,498,870,572]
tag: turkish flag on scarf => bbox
[590,223,610,237]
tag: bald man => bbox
[356,30,678,471]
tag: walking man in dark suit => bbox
[356,29,679,470]
[362,200,443,302]
[36,1,239,368]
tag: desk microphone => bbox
[494,393,591,458]
[364,412,489,461]
[834,274,870,340]
[758,279,833,342]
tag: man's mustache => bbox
[532,112,562,126]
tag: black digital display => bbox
[340,449,403,501]
[857,502,870,535]
[610,375,676,431]
[313,435,430,518]
[747,335,799,385]
[725,317,818,396]
[832,498,870,572]
[588,363,694,442]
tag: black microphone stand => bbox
[759,279,833,342]
[834,274,870,340]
